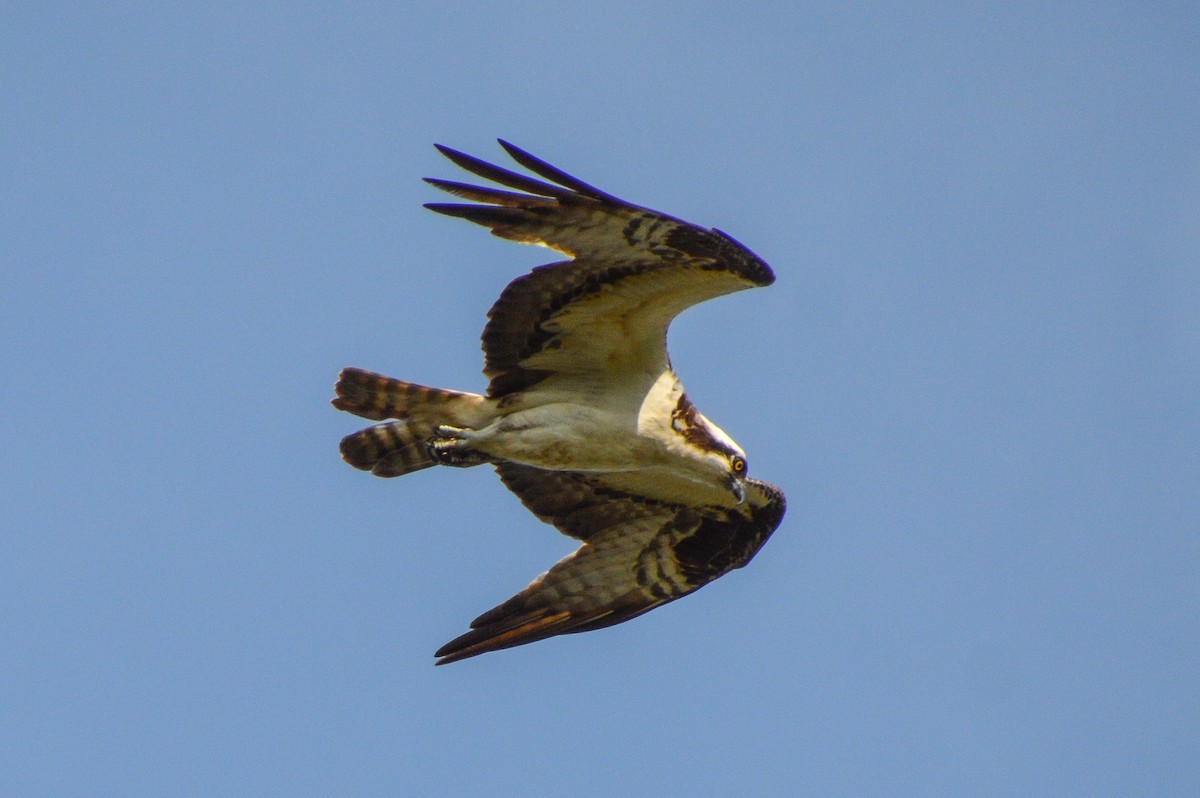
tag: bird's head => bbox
[667,390,751,506]
[695,414,749,506]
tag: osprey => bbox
[333,141,786,664]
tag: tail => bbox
[332,367,488,477]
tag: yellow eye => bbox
[731,455,747,474]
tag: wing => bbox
[433,465,786,665]
[425,141,776,398]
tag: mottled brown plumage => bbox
[432,467,785,666]
[424,141,774,398]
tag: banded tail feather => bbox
[340,421,437,477]
[333,367,480,421]
[333,368,489,478]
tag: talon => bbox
[427,430,491,468]
[427,437,457,463]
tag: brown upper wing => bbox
[433,464,786,665]
[425,141,775,397]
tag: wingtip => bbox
[432,609,577,666]
[432,647,481,666]
[431,142,488,174]
[495,139,623,203]
[422,201,467,215]
[431,639,483,666]
[495,137,525,160]
[429,141,578,200]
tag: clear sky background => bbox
[3,4,1197,796]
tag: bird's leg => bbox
[427,425,493,468]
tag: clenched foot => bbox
[427,425,492,467]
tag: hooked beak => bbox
[727,474,748,505]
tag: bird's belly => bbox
[480,403,663,471]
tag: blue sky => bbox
[3,3,1197,795]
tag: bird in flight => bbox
[333,140,786,664]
